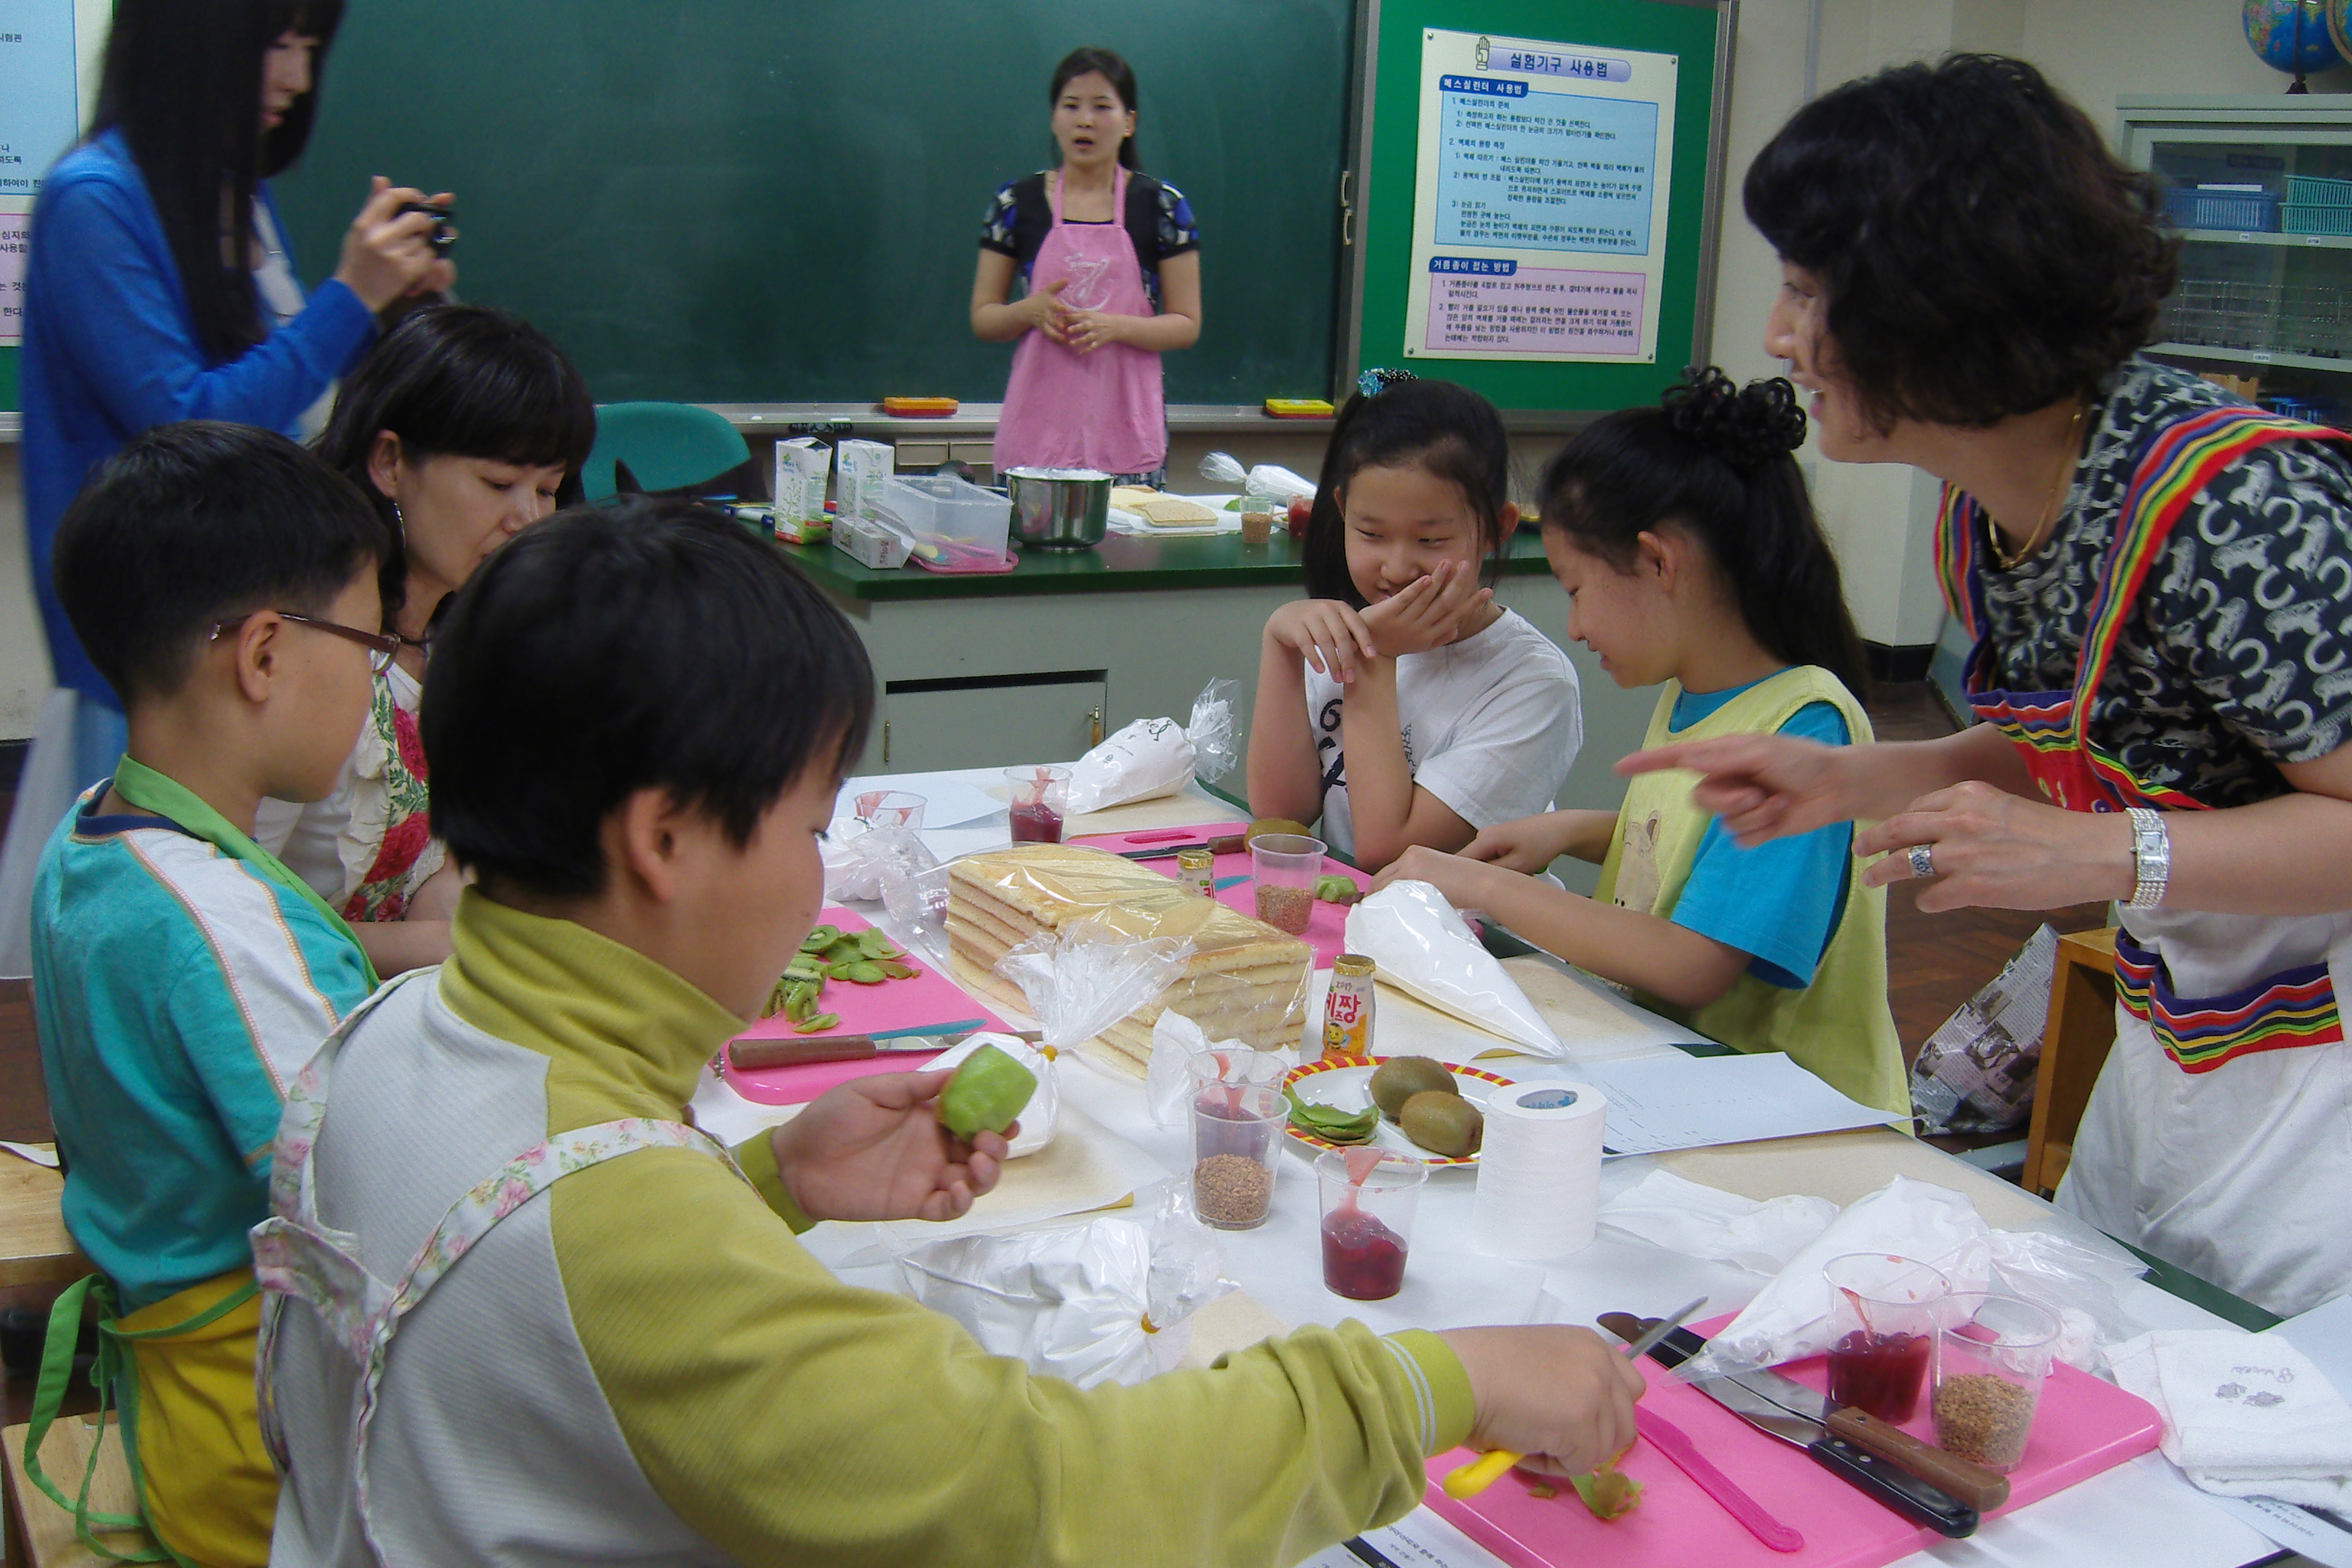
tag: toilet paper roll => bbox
[1472,1082,1608,1260]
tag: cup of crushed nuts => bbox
[1932,1292,2060,1474]
[1251,832,1327,935]
[1190,1068,1286,1230]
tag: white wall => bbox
[0,447,49,739]
[1708,0,2352,651]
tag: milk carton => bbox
[771,437,833,537]
[834,439,896,522]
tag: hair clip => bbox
[1357,367,1417,399]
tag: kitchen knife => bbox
[1598,1313,1987,1538]
[729,1028,1041,1072]
[1119,834,1249,860]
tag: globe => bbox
[2245,0,2346,77]
[2330,0,2352,62]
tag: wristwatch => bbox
[2125,806,2170,909]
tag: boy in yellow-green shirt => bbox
[257,496,1644,1566]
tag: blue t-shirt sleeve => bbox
[1667,701,1852,989]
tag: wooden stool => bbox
[1,1152,89,1291]
[3,1415,159,1567]
[2022,926,2120,1199]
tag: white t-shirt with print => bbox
[1302,607,1581,862]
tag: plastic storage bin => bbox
[2286,204,2352,236]
[2286,174,2352,207]
[2164,185,2278,231]
[873,472,1012,571]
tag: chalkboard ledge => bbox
[705,403,1330,440]
[0,414,19,442]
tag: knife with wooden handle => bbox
[730,1029,1043,1072]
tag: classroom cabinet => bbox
[880,674,1107,772]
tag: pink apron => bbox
[994,165,1167,476]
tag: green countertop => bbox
[775,527,1559,602]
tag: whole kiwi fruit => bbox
[1245,817,1314,845]
[1369,1056,1456,1121]
[1399,1091,1484,1157]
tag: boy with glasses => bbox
[24,420,395,1566]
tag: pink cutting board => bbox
[722,906,1003,1105]
[1070,824,1371,966]
[1422,1314,2161,1568]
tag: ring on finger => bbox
[1907,843,1937,880]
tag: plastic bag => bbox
[1066,718,1194,815]
[821,820,941,905]
[1145,1010,1293,1128]
[1988,1229,2147,1371]
[1597,1169,1839,1276]
[1909,927,2057,1135]
[1674,1177,1993,1383]
[1342,881,1564,1056]
[1198,450,1317,503]
[1188,679,1239,785]
[894,1180,1229,1388]
[997,918,1196,1057]
[928,1032,1059,1158]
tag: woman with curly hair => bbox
[1371,367,1905,1115]
[1632,55,2352,1315]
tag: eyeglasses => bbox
[208,612,405,675]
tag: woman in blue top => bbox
[20,0,450,749]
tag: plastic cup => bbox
[849,789,925,834]
[1190,1068,1284,1231]
[1317,1149,1427,1300]
[1004,765,1072,844]
[1822,1253,1949,1423]
[1933,1292,2059,1473]
[1250,832,1326,935]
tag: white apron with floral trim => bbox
[249,974,746,1564]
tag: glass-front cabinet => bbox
[2121,96,2352,424]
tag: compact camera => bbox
[397,200,457,256]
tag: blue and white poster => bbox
[1406,29,1677,365]
[0,0,79,200]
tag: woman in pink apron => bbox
[1625,56,2352,1318]
[971,48,1202,483]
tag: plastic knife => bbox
[1633,1405,1805,1552]
[1598,1312,1996,1537]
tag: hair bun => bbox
[1662,366,1807,472]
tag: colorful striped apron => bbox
[1936,404,2352,1074]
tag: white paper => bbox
[1566,1051,1899,1155]
[834,771,1003,829]
[1,1139,60,1168]
[2203,1493,2352,1568]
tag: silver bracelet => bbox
[2126,806,2170,909]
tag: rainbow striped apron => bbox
[1936,402,2352,1314]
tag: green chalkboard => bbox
[1355,0,1726,413]
[266,0,1353,406]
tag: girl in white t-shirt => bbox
[1247,372,1580,870]
[253,303,593,976]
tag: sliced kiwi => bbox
[1369,1056,1457,1121]
[1399,1091,1484,1157]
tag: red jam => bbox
[1009,802,1064,843]
[1322,1209,1409,1300]
[1827,1329,1932,1423]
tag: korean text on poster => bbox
[1405,29,1678,365]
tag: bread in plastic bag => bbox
[1342,880,1564,1056]
[1145,1010,1294,1128]
[947,845,1311,1074]
[1198,450,1317,503]
[894,1180,1229,1388]
[928,1032,1059,1158]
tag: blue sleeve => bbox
[35,173,377,438]
[1667,702,1853,989]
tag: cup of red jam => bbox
[1004,765,1072,844]
[1317,1149,1427,1301]
[1821,1253,1951,1424]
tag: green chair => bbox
[581,402,751,500]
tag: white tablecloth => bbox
[703,771,2278,1568]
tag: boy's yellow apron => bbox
[19,757,380,1567]
[1595,666,1910,1117]
[24,1269,275,1567]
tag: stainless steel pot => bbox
[1004,467,1112,549]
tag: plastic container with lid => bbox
[873,472,1012,570]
